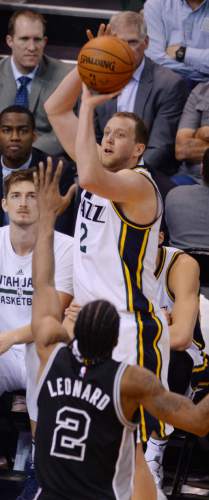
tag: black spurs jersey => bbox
[35,344,137,500]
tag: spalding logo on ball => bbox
[77,36,136,94]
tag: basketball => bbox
[77,36,136,93]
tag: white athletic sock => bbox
[145,437,168,465]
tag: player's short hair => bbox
[3,167,36,198]
[74,300,120,364]
[8,9,47,36]
[0,105,35,131]
[202,148,209,186]
[110,10,147,41]
[113,111,148,146]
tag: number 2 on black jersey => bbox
[50,406,91,461]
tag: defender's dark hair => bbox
[113,111,149,146]
[74,300,120,363]
[202,148,209,186]
[3,167,36,198]
[8,9,47,36]
[0,105,35,131]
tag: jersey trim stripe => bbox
[112,427,135,500]
[113,362,137,430]
[118,223,152,313]
[150,302,166,438]
[111,201,160,230]
[136,229,150,290]
[135,310,146,442]
[165,251,183,302]
[192,351,208,373]
[155,247,167,279]
[119,222,133,312]
[137,302,166,441]
[150,302,163,379]
[136,310,144,367]
[193,338,204,349]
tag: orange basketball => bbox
[77,36,136,93]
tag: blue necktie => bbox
[15,76,31,108]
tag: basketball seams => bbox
[79,67,134,76]
[121,43,136,65]
[77,35,135,92]
[79,46,134,68]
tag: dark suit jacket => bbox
[0,148,76,236]
[94,56,189,175]
[0,55,72,156]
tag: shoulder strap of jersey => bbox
[166,251,184,302]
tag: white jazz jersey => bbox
[0,225,74,420]
[74,169,162,314]
[74,169,170,441]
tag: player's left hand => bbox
[34,157,76,217]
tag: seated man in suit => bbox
[93,10,189,176]
[0,104,76,236]
[0,9,72,156]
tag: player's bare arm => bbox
[32,160,75,366]
[44,23,110,161]
[44,67,81,161]
[122,365,209,437]
[168,254,200,350]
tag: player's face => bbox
[6,15,47,73]
[0,113,36,168]
[2,181,39,226]
[101,116,141,171]
[110,24,148,67]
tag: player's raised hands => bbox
[86,22,112,41]
[34,157,76,218]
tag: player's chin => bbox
[15,216,32,225]
[102,156,118,171]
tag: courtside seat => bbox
[0,391,30,473]
[163,390,209,497]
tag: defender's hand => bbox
[34,157,76,217]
